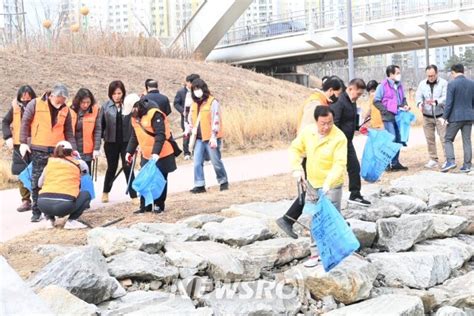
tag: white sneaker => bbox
[303,255,320,268]
[64,220,87,230]
[184,155,191,161]
[425,160,438,169]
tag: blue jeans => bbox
[194,139,228,187]
[384,120,401,165]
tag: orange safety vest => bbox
[369,95,384,129]
[297,90,329,133]
[70,104,99,154]
[11,101,22,145]
[31,97,69,147]
[191,96,223,141]
[40,157,81,197]
[131,108,174,160]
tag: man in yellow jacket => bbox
[289,105,348,267]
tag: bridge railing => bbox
[218,0,474,46]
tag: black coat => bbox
[173,87,188,130]
[330,91,358,141]
[141,90,172,117]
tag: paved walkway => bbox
[0,128,428,242]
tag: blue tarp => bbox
[360,129,403,182]
[18,163,32,192]
[309,193,360,272]
[80,174,95,200]
[132,160,166,207]
[396,111,416,143]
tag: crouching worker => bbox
[127,95,177,214]
[38,141,90,229]
[289,106,347,268]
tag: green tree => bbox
[462,48,474,68]
[445,54,463,71]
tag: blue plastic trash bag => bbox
[396,111,416,143]
[18,163,32,192]
[309,193,360,272]
[80,174,95,200]
[360,129,403,183]
[132,160,166,207]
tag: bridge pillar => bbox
[249,65,309,87]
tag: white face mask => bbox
[394,74,402,82]
[194,89,203,98]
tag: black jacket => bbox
[173,87,188,130]
[141,90,172,116]
[101,100,133,143]
[330,91,358,141]
[127,100,176,174]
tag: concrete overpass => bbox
[206,0,474,70]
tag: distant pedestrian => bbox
[440,64,474,173]
[415,64,448,169]
[2,85,36,212]
[142,79,172,116]
[174,74,200,160]
[373,65,410,171]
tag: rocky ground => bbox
[2,169,473,316]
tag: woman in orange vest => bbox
[126,96,177,214]
[70,88,101,172]
[188,78,228,194]
[363,80,384,129]
[37,141,90,229]
[1,85,37,212]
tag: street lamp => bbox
[424,20,448,66]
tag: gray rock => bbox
[221,200,300,237]
[0,256,53,315]
[376,215,433,252]
[98,291,200,316]
[429,192,474,209]
[87,227,165,256]
[342,205,402,222]
[435,306,467,316]
[107,250,179,282]
[428,271,474,310]
[382,195,427,214]
[283,255,377,304]
[202,216,273,246]
[34,244,86,258]
[347,219,377,248]
[391,171,474,193]
[413,238,473,270]
[177,213,226,228]
[325,294,424,316]
[132,222,209,242]
[367,252,451,289]
[361,184,384,200]
[452,206,474,234]
[38,285,98,316]
[163,241,260,281]
[202,280,301,315]
[370,287,436,312]
[240,237,311,269]
[426,214,469,238]
[29,246,122,305]
[126,294,206,315]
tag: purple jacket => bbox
[381,79,405,114]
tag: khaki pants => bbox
[422,116,446,161]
